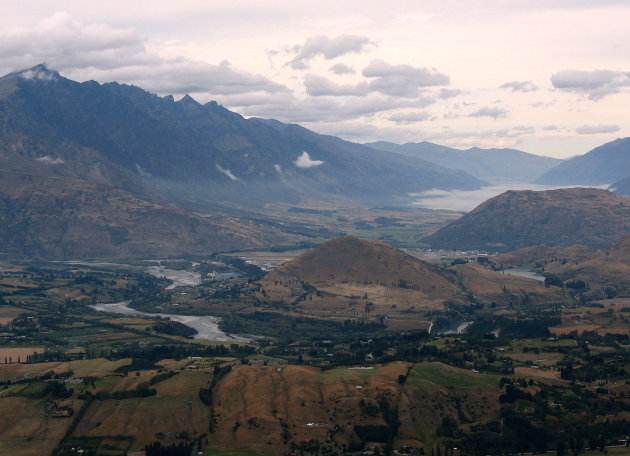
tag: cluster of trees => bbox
[110,341,255,363]
[153,320,198,338]
[78,383,156,400]
[144,441,193,456]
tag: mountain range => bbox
[365,141,561,184]
[0,64,489,259]
[0,64,484,209]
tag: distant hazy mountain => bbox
[422,188,630,252]
[0,145,287,259]
[536,137,630,185]
[0,65,484,210]
[609,176,630,196]
[365,141,561,184]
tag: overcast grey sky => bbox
[1,0,629,158]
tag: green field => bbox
[408,362,499,389]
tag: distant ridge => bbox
[365,141,561,184]
[536,137,630,185]
[422,188,630,252]
[610,176,630,196]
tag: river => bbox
[90,301,248,343]
[145,266,201,289]
[504,268,546,282]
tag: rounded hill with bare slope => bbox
[257,237,461,330]
[422,188,630,252]
[265,236,457,291]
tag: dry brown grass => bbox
[452,263,567,306]
[74,372,211,451]
[550,325,601,335]
[514,366,562,380]
[0,306,33,325]
[209,362,501,453]
[0,397,78,456]
[505,352,564,367]
[0,358,132,382]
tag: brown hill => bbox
[495,235,630,299]
[210,362,501,454]
[258,237,461,330]
[0,163,286,260]
[266,236,456,290]
[422,188,630,252]
[255,237,568,329]
[450,262,568,307]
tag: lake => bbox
[410,184,606,212]
[504,268,546,282]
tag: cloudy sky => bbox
[1,0,628,158]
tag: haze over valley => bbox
[1,2,630,456]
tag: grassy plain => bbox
[0,305,32,325]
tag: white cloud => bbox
[92,60,288,96]
[499,80,538,92]
[288,34,372,69]
[388,111,433,124]
[20,66,58,81]
[0,12,153,71]
[215,164,240,181]
[224,92,434,123]
[551,69,630,100]
[0,13,286,97]
[575,124,620,134]
[304,74,367,96]
[304,60,451,99]
[437,88,462,99]
[329,63,355,75]
[35,155,64,165]
[468,106,508,119]
[294,151,324,168]
[361,59,450,98]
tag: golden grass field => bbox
[74,372,211,452]
[0,357,132,382]
[210,361,502,453]
[0,396,79,456]
[548,299,630,336]
[0,356,619,455]
[0,305,33,325]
